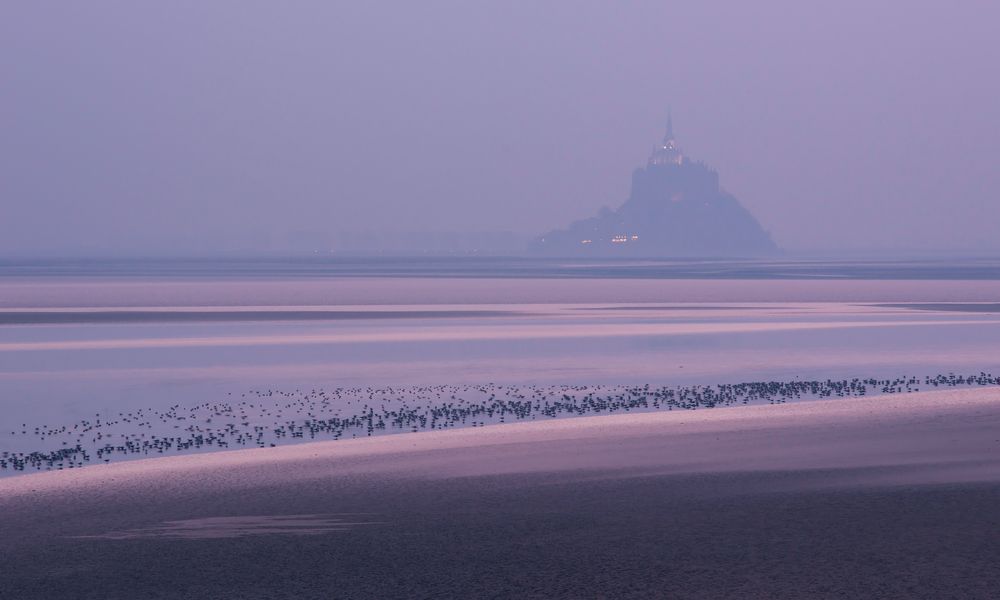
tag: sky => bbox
[2,1,999,256]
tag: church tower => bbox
[648,111,684,166]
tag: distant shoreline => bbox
[7,256,1000,280]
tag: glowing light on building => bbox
[647,111,685,167]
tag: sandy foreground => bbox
[2,388,999,599]
[3,387,999,496]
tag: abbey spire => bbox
[664,110,674,143]
[648,111,684,166]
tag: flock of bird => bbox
[2,371,998,473]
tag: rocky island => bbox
[532,116,778,257]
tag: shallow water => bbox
[3,259,1000,473]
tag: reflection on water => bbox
[6,256,1000,280]
[0,309,519,325]
[3,258,1000,475]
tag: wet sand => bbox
[1,388,999,598]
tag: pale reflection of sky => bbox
[7,277,1000,308]
[2,280,1000,438]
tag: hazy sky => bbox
[3,1,999,256]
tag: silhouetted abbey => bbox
[532,115,777,256]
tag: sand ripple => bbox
[74,514,383,540]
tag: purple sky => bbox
[2,1,999,256]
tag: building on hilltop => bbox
[530,114,778,257]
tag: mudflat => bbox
[1,389,999,599]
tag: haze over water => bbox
[5,2,1000,597]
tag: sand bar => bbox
[3,387,998,498]
[3,388,1000,599]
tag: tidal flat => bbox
[2,262,1000,598]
